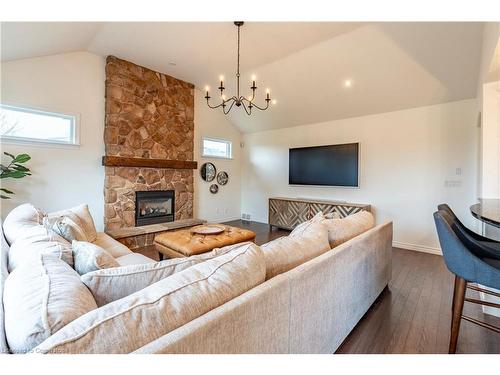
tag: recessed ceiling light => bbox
[169,62,177,66]
[344,79,353,88]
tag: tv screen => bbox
[289,143,359,187]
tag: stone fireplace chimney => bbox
[103,56,195,230]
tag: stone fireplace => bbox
[135,190,174,226]
[103,56,195,230]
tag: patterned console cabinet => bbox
[268,197,371,230]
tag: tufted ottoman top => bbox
[154,225,256,257]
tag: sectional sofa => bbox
[0,203,392,354]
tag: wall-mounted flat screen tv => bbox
[289,143,359,187]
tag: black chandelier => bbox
[205,21,274,115]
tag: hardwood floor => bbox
[224,219,500,354]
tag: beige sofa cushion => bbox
[36,243,266,353]
[261,222,330,280]
[92,232,131,258]
[82,242,253,306]
[48,204,97,243]
[72,241,119,275]
[3,255,97,353]
[323,211,375,248]
[2,203,44,245]
[8,225,72,272]
[289,211,324,237]
[115,253,156,267]
[0,220,10,354]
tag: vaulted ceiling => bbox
[1,22,484,133]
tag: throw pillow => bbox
[261,221,330,279]
[8,225,72,272]
[2,203,44,245]
[35,243,265,354]
[82,241,253,306]
[290,211,324,237]
[72,240,119,275]
[43,216,88,243]
[323,210,375,248]
[47,204,97,243]
[3,255,97,353]
[324,211,342,219]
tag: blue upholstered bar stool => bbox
[433,209,500,353]
[438,204,500,259]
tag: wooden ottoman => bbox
[154,225,256,260]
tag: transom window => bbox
[0,104,78,146]
[202,137,232,159]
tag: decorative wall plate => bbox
[217,171,229,185]
[190,224,226,235]
[209,184,219,194]
[200,162,216,182]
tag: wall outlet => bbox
[241,213,251,221]
[445,180,462,187]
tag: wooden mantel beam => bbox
[102,156,198,170]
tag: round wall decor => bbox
[200,162,216,182]
[217,171,229,185]
[209,184,219,194]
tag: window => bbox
[0,104,78,145]
[202,137,232,159]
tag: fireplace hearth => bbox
[135,190,175,226]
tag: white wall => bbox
[1,53,244,229]
[1,52,106,229]
[241,99,479,253]
[481,81,500,199]
[476,22,500,98]
[194,89,242,222]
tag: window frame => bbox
[201,137,233,160]
[0,103,80,147]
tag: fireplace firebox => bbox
[135,190,175,226]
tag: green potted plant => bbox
[0,152,31,199]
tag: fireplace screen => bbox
[135,190,175,226]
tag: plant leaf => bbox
[13,164,30,172]
[0,170,28,179]
[0,195,11,199]
[0,188,14,194]
[3,152,15,160]
[13,154,31,164]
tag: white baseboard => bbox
[204,216,242,224]
[392,241,442,256]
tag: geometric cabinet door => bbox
[269,197,370,231]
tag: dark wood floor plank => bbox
[416,259,444,353]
